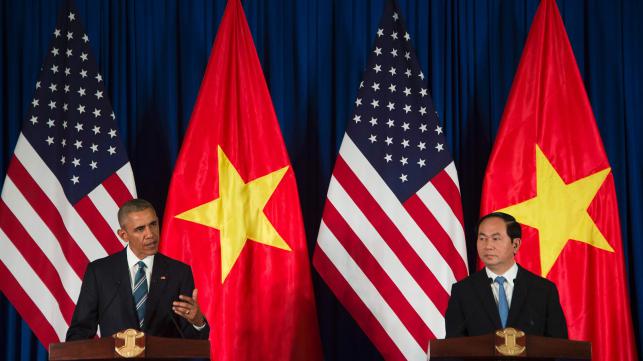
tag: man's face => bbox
[476,216,520,273]
[118,208,160,260]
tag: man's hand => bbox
[172,289,206,327]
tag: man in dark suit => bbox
[445,212,567,338]
[66,199,209,340]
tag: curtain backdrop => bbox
[1,1,641,360]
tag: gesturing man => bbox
[66,199,209,340]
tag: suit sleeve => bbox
[545,282,568,339]
[445,283,467,338]
[65,263,99,341]
[178,265,210,340]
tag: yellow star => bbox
[175,146,291,283]
[498,145,613,277]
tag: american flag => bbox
[313,1,468,360]
[0,0,136,347]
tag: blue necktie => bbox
[133,261,148,329]
[495,276,509,328]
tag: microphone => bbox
[165,277,186,339]
[168,308,185,338]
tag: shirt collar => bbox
[126,245,155,271]
[485,262,518,283]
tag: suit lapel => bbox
[507,265,529,327]
[472,269,502,329]
[114,249,138,326]
[145,254,169,327]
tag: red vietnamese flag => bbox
[481,1,637,360]
[159,1,322,360]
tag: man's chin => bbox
[482,259,499,268]
[143,247,158,256]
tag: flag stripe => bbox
[443,162,461,193]
[0,228,68,339]
[331,156,448,330]
[6,157,90,277]
[13,134,109,261]
[415,175,467,266]
[316,221,426,361]
[404,195,468,282]
[74,197,124,255]
[313,250,407,361]
[1,178,83,299]
[87,183,124,243]
[0,262,61,345]
[322,200,433,346]
[404,201,456,310]
[414,178,463,245]
[0,201,76,323]
[428,168,465,229]
[102,172,135,208]
[116,164,137,199]
[339,135,457,288]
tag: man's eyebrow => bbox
[478,232,502,236]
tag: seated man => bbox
[66,199,209,340]
[445,212,567,338]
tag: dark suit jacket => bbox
[445,265,567,338]
[66,249,209,340]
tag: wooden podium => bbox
[49,329,210,360]
[430,328,591,360]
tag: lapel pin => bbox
[160,276,166,280]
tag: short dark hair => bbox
[118,199,156,227]
[477,212,522,240]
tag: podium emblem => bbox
[114,329,145,357]
[495,328,526,356]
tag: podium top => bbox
[430,329,590,360]
[49,329,210,360]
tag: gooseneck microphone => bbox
[168,307,186,338]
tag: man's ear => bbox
[117,228,128,242]
[512,238,521,253]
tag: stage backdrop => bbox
[1,0,641,360]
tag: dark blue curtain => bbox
[1,0,642,360]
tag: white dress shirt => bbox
[126,246,155,291]
[485,262,518,308]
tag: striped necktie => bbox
[133,261,148,329]
[495,276,509,328]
